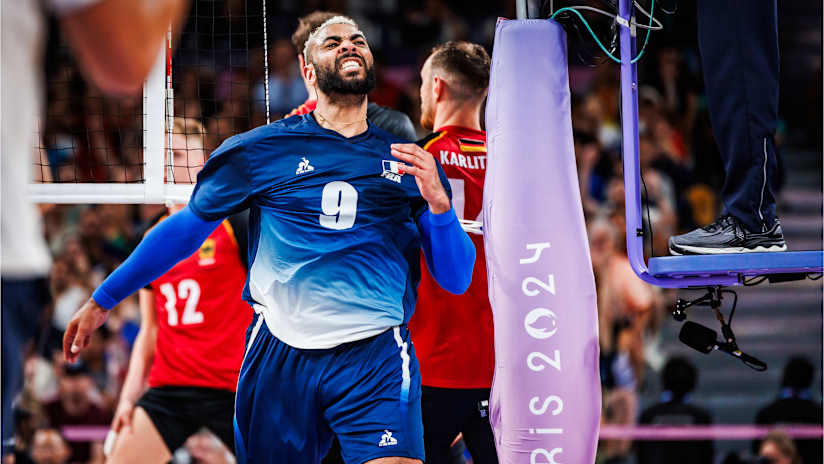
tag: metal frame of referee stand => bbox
[614,0,823,366]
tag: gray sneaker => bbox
[669,215,787,255]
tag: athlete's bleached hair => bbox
[302,16,364,63]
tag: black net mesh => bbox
[36,1,267,185]
[169,0,266,183]
[37,19,145,184]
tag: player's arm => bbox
[391,143,475,294]
[64,138,253,361]
[63,207,221,361]
[111,288,158,433]
[56,0,189,95]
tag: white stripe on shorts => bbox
[243,315,265,362]
[392,327,411,403]
[235,314,265,419]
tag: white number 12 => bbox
[158,279,204,326]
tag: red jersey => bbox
[409,126,494,389]
[285,99,317,117]
[147,217,252,391]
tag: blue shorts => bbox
[234,315,424,464]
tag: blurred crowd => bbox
[18,1,822,463]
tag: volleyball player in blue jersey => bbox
[63,15,475,464]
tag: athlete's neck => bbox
[433,99,483,132]
[314,91,368,138]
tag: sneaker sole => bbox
[668,243,788,255]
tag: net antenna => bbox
[165,25,175,194]
[262,0,270,124]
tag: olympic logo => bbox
[520,241,563,464]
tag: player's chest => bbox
[255,147,421,212]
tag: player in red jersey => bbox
[106,118,252,463]
[408,42,497,463]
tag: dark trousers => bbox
[1,278,48,447]
[697,0,779,232]
[421,386,498,464]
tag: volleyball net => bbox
[31,2,268,204]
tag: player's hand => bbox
[390,143,450,214]
[111,399,134,433]
[63,298,110,363]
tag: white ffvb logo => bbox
[378,430,398,447]
[296,157,314,175]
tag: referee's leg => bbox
[697,0,780,231]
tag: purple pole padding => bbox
[484,19,601,464]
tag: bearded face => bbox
[313,52,376,98]
[419,58,435,130]
[307,22,376,103]
[419,85,435,131]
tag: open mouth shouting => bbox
[338,55,365,74]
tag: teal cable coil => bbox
[550,0,654,64]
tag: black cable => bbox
[743,359,768,372]
[743,276,768,286]
[640,170,655,257]
[808,273,823,281]
[541,0,618,67]
[721,289,737,325]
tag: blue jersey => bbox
[189,114,451,349]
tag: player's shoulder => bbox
[368,122,411,147]
[213,115,319,157]
[233,114,315,143]
[417,130,463,155]
[420,126,486,152]
[417,130,446,149]
[366,103,417,140]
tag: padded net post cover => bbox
[484,18,600,464]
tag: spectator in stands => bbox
[588,216,660,379]
[755,356,823,464]
[253,39,309,118]
[645,48,699,144]
[10,386,49,464]
[49,256,91,333]
[78,327,120,412]
[206,72,253,151]
[636,357,714,464]
[29,427,70,464]
[759,430,801,464]
[43,363,110,463]
[574,130,608,218]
